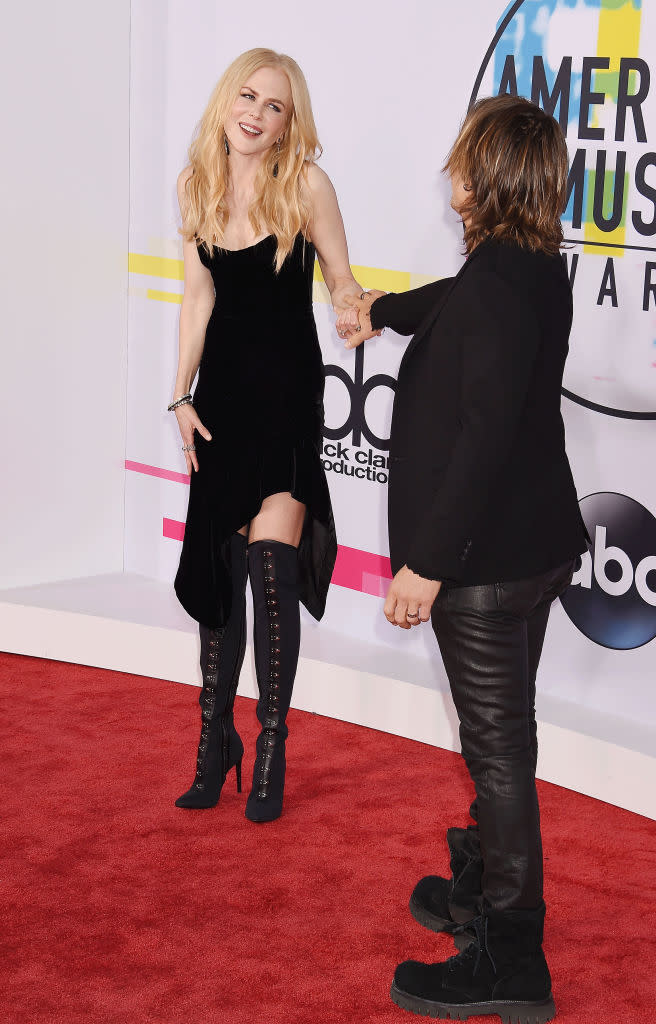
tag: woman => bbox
[171,48,361,823]
[338,95,587,1021]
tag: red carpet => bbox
[1,651,655,1024]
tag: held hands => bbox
[175,403,212,474]
[384,565,442,629]
[335,290,387,348]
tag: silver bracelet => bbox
[167,394,192,412]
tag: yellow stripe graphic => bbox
[147,288,183,304]
[584,1,642,256]
[130,251,439,305]
[128,252,184,280]
[314,261,413,295]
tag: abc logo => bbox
[324,344,396,450]
[560,492,656,650]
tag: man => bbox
[338,95,587,1022]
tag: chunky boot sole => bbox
[408,893,473,952]
[390,982,556,1023]
[409,890,452,933]
[409,878,477,950]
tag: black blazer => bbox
[370,237,587,584]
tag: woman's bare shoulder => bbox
[303,161,335,198]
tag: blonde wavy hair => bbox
[182,48,321,271]
[444,95,568,255]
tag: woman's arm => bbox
[174,168,215,396]
[304,163,362,311]
[173,167,216,473]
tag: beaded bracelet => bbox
[167,394,192,412]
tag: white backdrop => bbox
[126,1,656,779]
[0,1,130,591]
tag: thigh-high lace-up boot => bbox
[175,533,248,809]
[245,540,300,823]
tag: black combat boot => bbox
[410,826,483,948]
[391,903,555,1023]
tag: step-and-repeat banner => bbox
[126,0,655,759]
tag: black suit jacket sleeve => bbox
[405,267,542,582]
[370,278,454,336]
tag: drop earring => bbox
[273,137,281,178]
[224,134,230,156]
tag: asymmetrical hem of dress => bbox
[174,440,337,629]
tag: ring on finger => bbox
[182,443,196,452]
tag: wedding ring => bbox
[406,611,420,621]
[182,444,196,452]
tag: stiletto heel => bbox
[236,758,243,793]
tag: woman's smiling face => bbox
[225,66,292,156]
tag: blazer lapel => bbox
[400,241,487,365]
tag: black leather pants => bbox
[431,560,576,911]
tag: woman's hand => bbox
[174,403,212,474]
[334,302,360,339]
[336,290,387,348]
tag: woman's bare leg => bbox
[247,491,306,546]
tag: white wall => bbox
[124,0,655,773]
[0,1,131,588]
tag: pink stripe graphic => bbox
[162,519,392,596]
[125,460,190,485]
[332,543,393,597]
[163,517,186,542]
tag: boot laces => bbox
[453,915,496,977]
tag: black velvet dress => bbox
[174,233,337,629]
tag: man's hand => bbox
[335,290,386,348]
[384,565,442,629]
